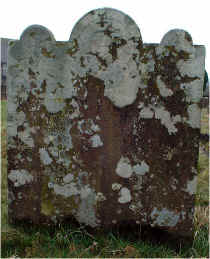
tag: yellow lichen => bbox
[41,48,56,58]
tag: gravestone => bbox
[7,8,205,237]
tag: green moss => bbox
[140,45,155,63]
[46,36,52,41]
[29,32,36,37]
[41,48,56,58]
[57,82,64,88]
[28,68,36,79]
[66,48,77,56]
[41,201,55,216]
[141,58,149,64]
[56,42,66,47]
[66,39,79,56]
[8,41,13,46]
[41,176,55,216]
[41,172,80,218]
[165,46,190,61]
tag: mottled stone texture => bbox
[7,8,205,237]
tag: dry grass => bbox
[200,107,209,135]
[194,205,209,229]
[197,107,209,206]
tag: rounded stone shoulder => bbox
[9,25,56,61]
[160,29,194,54]
[20,24,55,42]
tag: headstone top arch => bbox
[70,8,142,42]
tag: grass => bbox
[197,107,209,206]
[1,223,208,258]
[1,100,209,258]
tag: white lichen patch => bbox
[51,215,57,224]
[156,76,173,97]
[118,187,131,204]
[93,37,141,108]
[44,96,65,113]
[16,111,26,125]
[138,102,144,109]
[183,176,197,195]
[154,106,182,135]
[133,161,149,176]
[48,182,54,189]
[18,192,23,199]
[180,80,203,103]
[112,183,122,191]
[137,201,143,208]
[39,148,52,165]
[104,79,139,108]
[129,204,138,212]
[155,45,170,57]
[55,209,60,214]
[151,207,180,227]
[89,134,103,148]
[80,185,92,199]
[78,119,100,135]
[18,127,34,147]
[63,173,74,183]
[133,176,143,190]
[90,122,100,132]
[53,180,93,201]
[48,146,59,159]
[177,47,205,103]
[177,54,203,79]
[139,106,182,135]
[8,169,34,187]
[69,99,80,119]
[95,192,107,202]
[160,29,195,56]
[7,122,18,137]
[181,211,186,220]
[170,178,178,190]
[139,107,154,119]
[186,104,201,128]
[8,191,15,204]
[53,182,80,198]
[116,156,133,178]
[44,135,56,145]
[76,189,99,227]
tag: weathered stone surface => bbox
[7,8,205,237]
